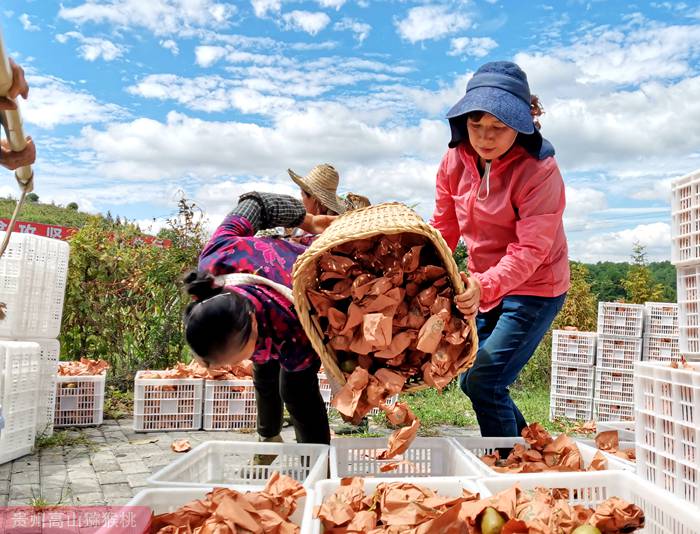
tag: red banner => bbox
[0,219,171,248]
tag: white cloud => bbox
[317,0,346,9]
[563,186,608,232]
[570,222,672,262]
[519,19,700,87]
[160,39,180,55]
[134,217,170,235]
[251,0,281,18]
[395,4,472,43]
[56,32,127,61]
[194,45,228,67]
[448,36,498,58]
[282,10,331,36]
[58,0,236,36]
[128,54,411,113]
[334,18,371,44]
[19,13,39,31]
[506,17,700,207]
[22,75,128,129]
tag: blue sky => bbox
[2,0,699,262]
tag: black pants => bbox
[253,358,330,445]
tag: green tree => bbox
[622,242,665,304]
[453,241,468,272]
[26,192,39,202]
[60,197,206,389]
[67,202,79,211]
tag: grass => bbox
[370,381,583,435]
[401,381,477,430]
[35,430,96,451]
[103,387,134,420]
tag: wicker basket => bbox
[292,202,478,393]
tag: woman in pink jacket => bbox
[431,61,570,438]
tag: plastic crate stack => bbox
[594,302,644,422]
[643,302,680,364]
[672,169,700,361]
[634,360,700,506]
[0,232,69,463]
[549,330,597,421]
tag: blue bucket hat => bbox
[446,61,554,159]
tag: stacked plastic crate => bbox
[0,231,69,462]
[635,360,700,506]
[643,302,680,364]
[549,330,597,421]
[672,170,700,361]
[594,302,644,422]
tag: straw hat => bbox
[344,192,371,211]
[288,164,347,215]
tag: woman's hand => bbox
[454,272,481,320]
[0,58,29,110]
[300,213,337,234]
[1,136,35,170]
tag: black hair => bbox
[182,271,254,365]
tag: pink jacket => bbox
[431,142,570,312]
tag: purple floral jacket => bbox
[198,214,317,372]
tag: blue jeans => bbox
[460,293,566,437]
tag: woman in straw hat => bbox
[182,192,336,448]
[432,61,569,440]
[288,163,348,217]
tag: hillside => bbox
[0,197,95,228]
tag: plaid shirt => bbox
[198,193,316,372]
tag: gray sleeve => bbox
[238,192,306,231]
[230,198,263,232]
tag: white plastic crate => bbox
[597,420,635,442]
[480,470,700,533]
[672,169,700,265]
[0,232,69,339]
[576,438,636,471]
[594,368,634,403]
[124,486,311,533]
[318,372,397,417]
[203,379,256,431]
[594,398,634,422]
[308,477,484,534]
[677,264,700,356]
[643,334,680,364]
[27,338,59,437]
[54,374,106,427]
[636,442,699,507]
[597,301,645,337]
[318,373,332,412]
[148,440,328,490]
[634,361,700,505]
[0,341,40,464]
[644,302,679,336]
[549,393,592,421]
[551,330,597,366]
[596,334,643,371]
[329,436,480,478]
[550,363,595,399]
[451,436,630,476]
[133,372,203,432]
[634,361,700,429]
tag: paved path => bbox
[1,419,297,507]
[1,418,479,507]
